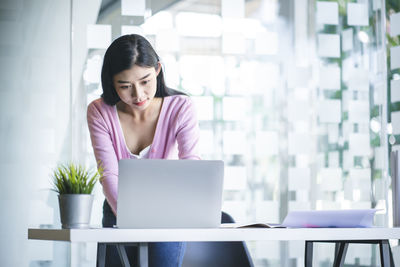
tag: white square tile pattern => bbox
[347,3,369,26]
[316,1,339,25]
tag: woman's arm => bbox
[87,102,118,215]
[175,97,201,160]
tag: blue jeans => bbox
[99,200,186,267]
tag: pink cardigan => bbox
[87,95,200,214]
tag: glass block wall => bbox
[387,0,400,259]
[78,0,395,266]
[387,2,400,178]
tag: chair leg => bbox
[305,241,313,267]
[379,240,392,267]
[116,244,131,267]
[333,242,348,267]
[97,243,106,267]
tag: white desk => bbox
[28,227,400,267]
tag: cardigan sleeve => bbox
[175,97,201,160]
[87,102,119,215]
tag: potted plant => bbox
[52,163,102,229]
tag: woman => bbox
[87,34,200,267]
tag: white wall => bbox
[0,0,71,265]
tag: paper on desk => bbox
[281,209,378,228]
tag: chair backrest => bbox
[182,212,254,267]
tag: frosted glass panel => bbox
[289,241,304,258]
[318,168,342,191]
[349,133,370,156]
[255,242,280,260]
[391,46,400,70]
[347,3,369,26]
[86,24,111,49]
[156,29,179,52]
[255,201,279,222]
[121,0,145,16]
[222,32,246,54]
[141,11,173,34]
[222,201,247,222]
[176,12,222,37]
[288,168,310,191]
[391,79,400,103]
[374,147,385,169]
[199,130,214,154]
[288,133,312,155]
[392,111,400,134]
[28,240,53,261]
[318,100,341,123]
[254,31,278,55]
[223,97,246,121]
[316,1,338,25]
[221,0,245,18]
[390,13,400,37]
[329,151,340,168]
[319,66,341,89]
[342,28,353,52]
[348,68,369,91]
[224,166,247,190]
[287,67,311,88]
[373,0,381,10]
[179,55,225,95]
[255,131,279,156]
[348,101,370,123]
[328,124,339,143]
[83,55,102,83]
[121,25,144,36]
[289,201,311,211]
[288,99,309,121]
[223,131,246,154]
[349,168,371,180]
[192,96,214,121]
[318,34,340,58]
[162,54,179,89]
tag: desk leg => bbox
[96,243,106,267]
[379,240,394,267]
[116,244,131,267]
[333,242,348,267]
[305,241,313,267]
[138,242,148,267]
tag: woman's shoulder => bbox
[164,94,192,109]
[88,97,112,111]
[87,97,114,120]
[163,94,197,124]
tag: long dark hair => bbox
[101,34,184,106]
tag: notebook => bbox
[117,159,224,229]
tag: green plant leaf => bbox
[51,163,101,194]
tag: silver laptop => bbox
[117,159,224,229]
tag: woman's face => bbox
[113,63,161,110]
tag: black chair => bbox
[182,211,254,267]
